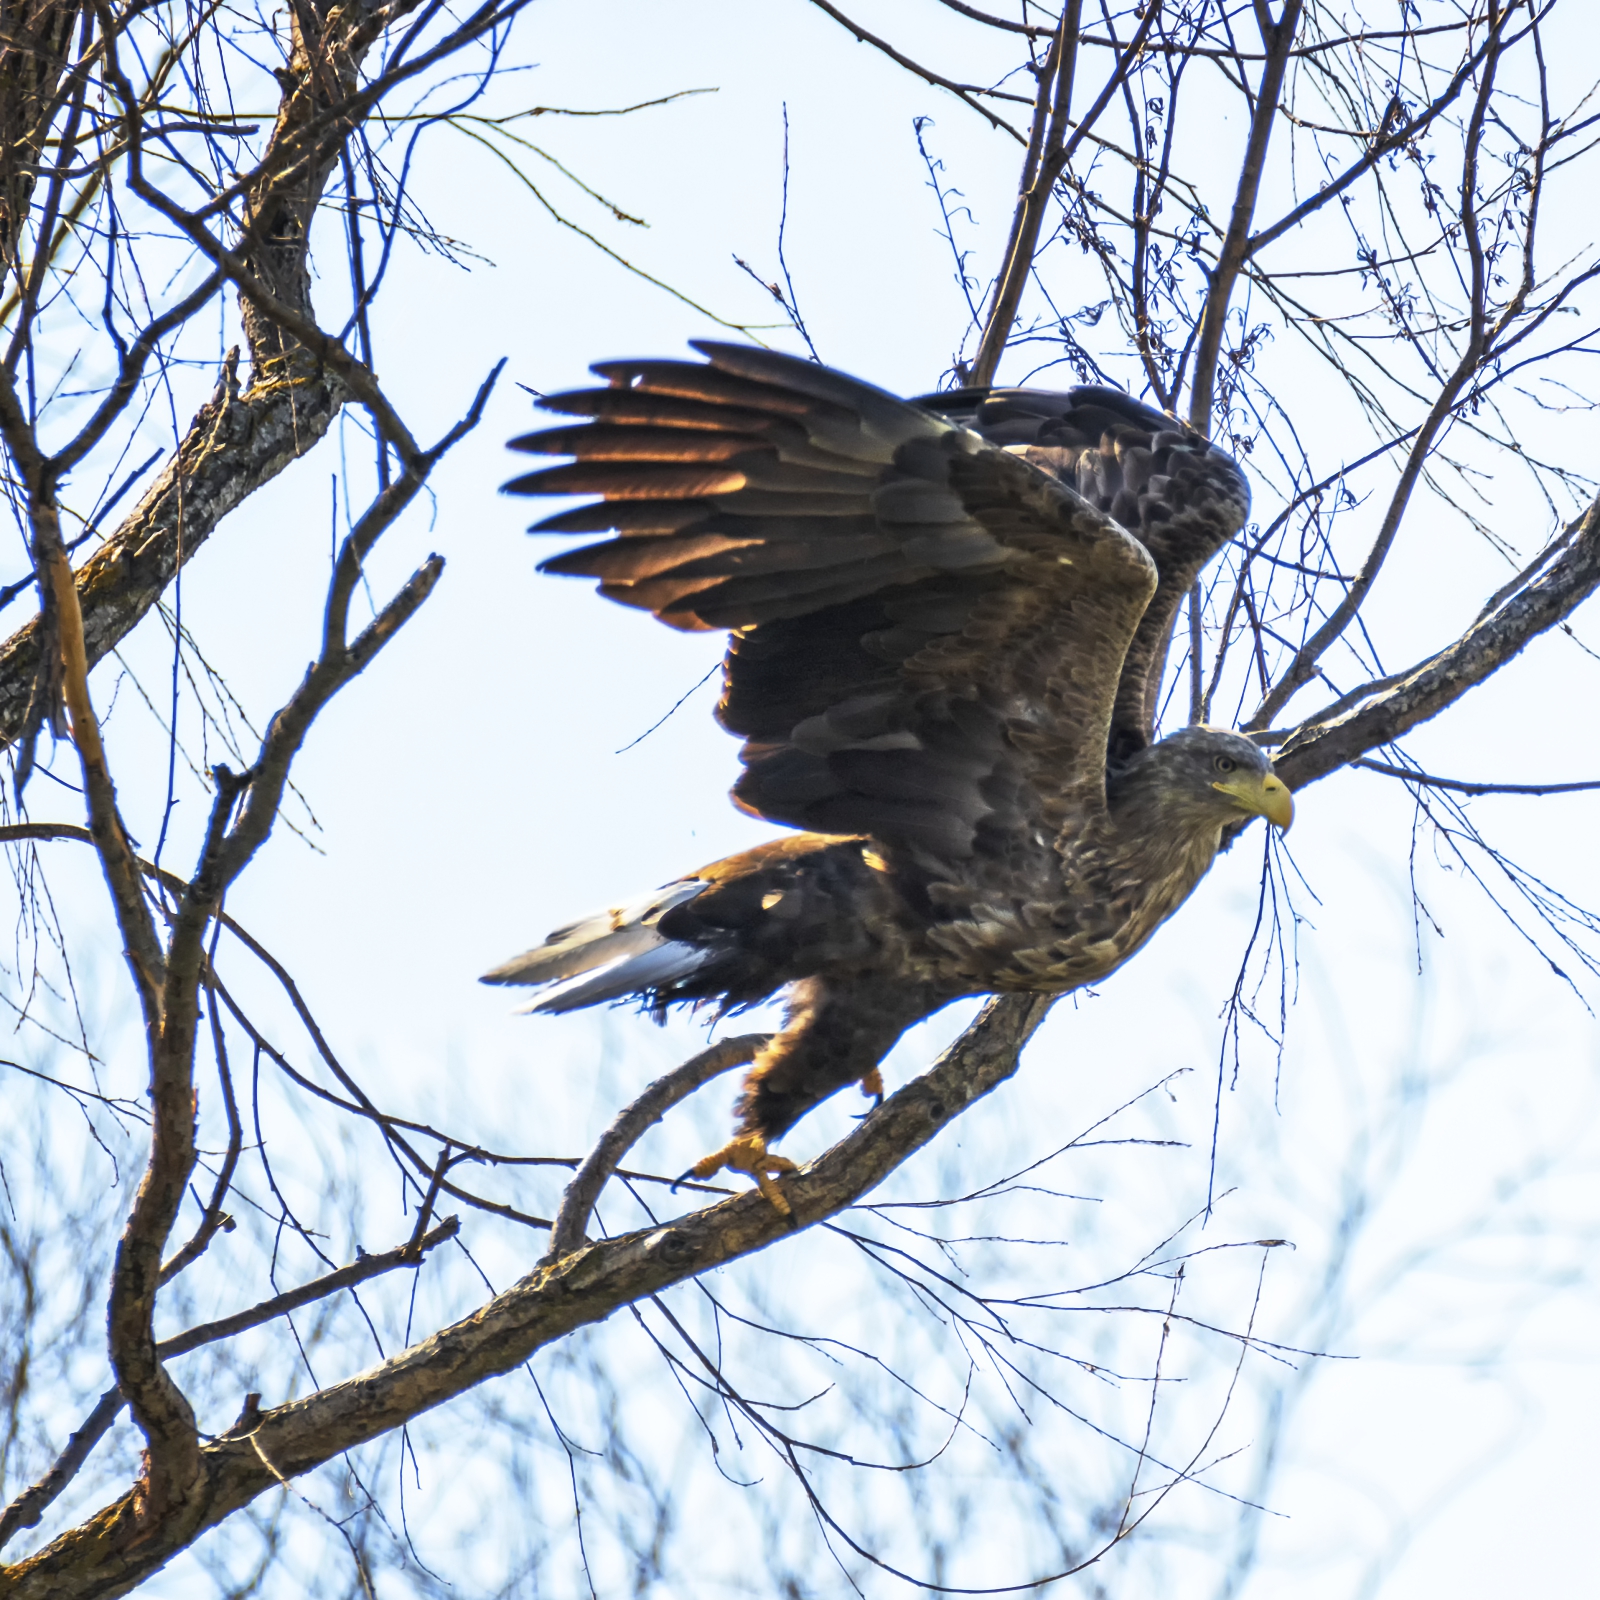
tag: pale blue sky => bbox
[14,2,1600,1593]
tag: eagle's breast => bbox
[921,813,1224,992]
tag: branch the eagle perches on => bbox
[0,994,1054,1595]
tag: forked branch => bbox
[1273,490,1600,789]
[545,1034,772,1263]
[2,996,1054,1596]
[0,1218,461,1554]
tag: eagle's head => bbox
[1111,726,1294,837]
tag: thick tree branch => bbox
[0,0,469,753]
[0,1220,460,1554]
[1272,490,1600,790]
[92,497,457,1489]
[0,350,344,751]
[2,995,1053,1596]
[0,1,81,275]
[79,331,481,1545]
[0,0,376,749]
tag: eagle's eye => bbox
[1213,754,1237,774]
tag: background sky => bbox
[9,2,1600,1595]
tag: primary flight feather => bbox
[486,342,1291,1209]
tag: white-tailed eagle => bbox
[485,343,1291,1209]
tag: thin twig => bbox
[1354,757,1600,797]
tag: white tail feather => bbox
[482,879,710,1010]
[523,940,714,1014]
[484,919,661,986]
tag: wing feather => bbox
[918,384,1250,757]
[505,346,1220,868]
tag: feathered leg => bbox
[692,976,932,1213]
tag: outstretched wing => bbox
[921,387,1251,761]
[506,343,1158,864]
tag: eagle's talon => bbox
[859,1067,884,1103]
[754,1169,797,1222]
[691,1132,798,1216]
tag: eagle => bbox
[485,342,1292,1211]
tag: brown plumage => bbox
[485,343,1293,1207]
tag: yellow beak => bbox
[1213,772,1294,832]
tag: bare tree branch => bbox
[801,0,1028,138]
[1353,758,1600,797]
[545,1034,771,1263]
[1186,0,1301,430]
[0,1219,460,1553]
[1273,490,1600,790]
[2,996,1053,1596]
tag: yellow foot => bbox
[691,1132,799,1216]
[859,1067,884,1103]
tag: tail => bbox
[480,879,714,1013]
[482,833,891,1018]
